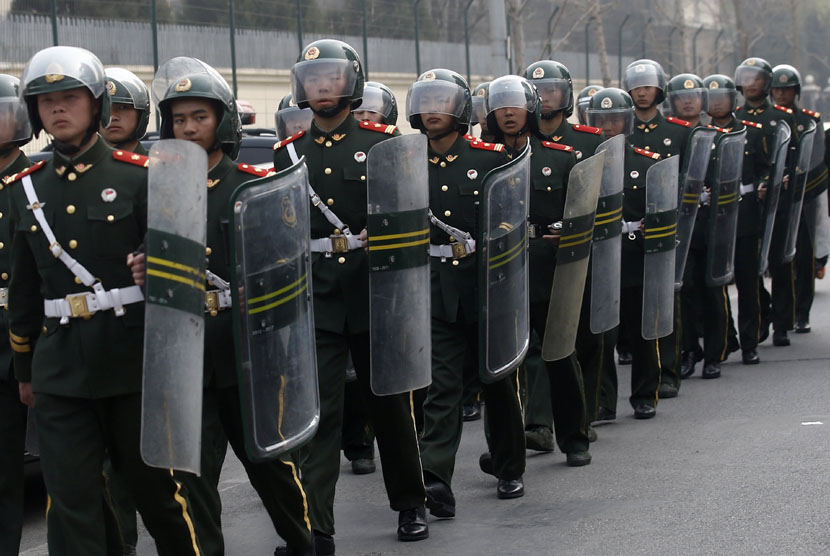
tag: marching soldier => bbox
[0,74,33,556]
[275,94,313,140]
[770,64,829,334]
[407,69,527,519]
[352,80,398,127]
[471,82,495,142]
[9,45,220,556]
[735,57,796,347]
[272,40,428,552]
[145,56,316,556]
[100,68,150,156]
[576,85,603,126]
[704,74,769,366]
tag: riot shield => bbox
[781,121,817,263]
[812,191,830,260]
[674,127,718,289]
[24,408,38,457]
[705,129,746,286]
[141,139,207,474]
[589,134,624,334]
[478,142,531,382]
[542,152,605,361]
[642,156,680,340]
[366,134,431,395]
[800,124,826,247]
[229,159,319,462]
[758,121,792,274]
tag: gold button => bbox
[325,141,332,147]
[42,325,47,333]
[337,256,346,264]
[547,186,551,192]
[324,168,332,175]
[30,224,37,232]
[334,228,341,235]
[452,260,459,266]
[206,247,212,256]
[0,242,4,249]
[1,272,7,280]
[633,185,638,190]
[360,175,366,181]
[473,190,479,196]
[326,198,334,206]
[440,161,446,168]
[67,172,77,181]
[106,215,115,222]
[441,185,448,192]
[210,309,218,317]
[69,240,78,249]
[444,210,451,217]
[74,276,82,284]
[0,211,4,219]
[66,205,75,214]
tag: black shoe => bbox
[742,349,760,365]
[617,351,633,365]
[351,457,376,475]
[313,531,334,556]
[658,383,678,399]
[274,543,315,556]
[701,361,721,379]
[478,452,494,476]
[497,478,524,499]
[565,450,592,467]
[594,407,616,423]
[424,479,456,518]
[795,321,811,333]
[462,402,481,421]
[397,506,429,541]
[634,404,656,419]
[524,426,555,452]
[680,349,703,379]
[773,329,790,346]
[587,426,598,443]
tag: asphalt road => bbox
[19,277,830,556]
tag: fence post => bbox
[543,5,560,59]
[362,0,369,78]
[692,25,705,74]
[229,0,238,98]
[152,0,160,130]
[464,0,474,85]
[51,0,58,45]
[414,0,422,76]
[642,17,652,60]
[585,21,590,84]
[295,0,303,52]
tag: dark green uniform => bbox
[619,145,665,409]
[273,117,425,537]
[8,138,220,556]
[0,151,32,556]
[421,133,526,486]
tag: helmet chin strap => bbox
[53,127,98,156]
[312,97,351,119]
[425,128,456,141]
[540,109,559,120]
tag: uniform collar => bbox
[743,99,770,116]
[207,154,235,190]
[52,136,110,179]
[544,118,571,142]
[309,115,355,145]
[635,111,665,133]
[427,133,466,165]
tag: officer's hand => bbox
[543,222,562,245]
[127,252,146,287]
[758,181,768,201]
[359,228,368,249]
[19,382,34,408]
[783,174,790,190]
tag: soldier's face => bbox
[352,110,383,124]
[740,74,765,100]
[594,114,626,138]
[421,112,453,135]
[673,93,703,118]
[493,106,527,134]
[707,93,732,119]
[631,86,658,109]
[170,98,218,153]
[771,87,797,107]
[303,65,348,111]
[101,102,140,145]
[538,85,564,113]
[37,87,95,144]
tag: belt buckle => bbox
[205,291,220,316]
[66,293,92,319]
[330,235,349,253]
[451,242,468,259]
[527,223,537,239]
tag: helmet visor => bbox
[275,106,313,140]
[471,95,487,125]
[624,63,664,92]
[734,66,771,95]
[0,97,32,143]
[152,57,233,108]
[406,80,468,120]
[106,68,150,110]
[586,108,634,138]
[533,79,570,113]
[486,77,536,115]
[21,46,106,98]
[291,59,359,106]
[706,89,737,115]
[668,89,708,118]
[356,85,392,117]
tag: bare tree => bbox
[505,0,530,74]
[590,1,613,86]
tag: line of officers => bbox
[1,39,827,556]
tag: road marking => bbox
[801,421,824,426]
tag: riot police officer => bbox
[352,80,398,126]
[275,94,313,141]
[576,85,603,126]
[100,68,150,156]
[471,81,495,141]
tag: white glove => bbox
[699,190,710,205]
[621,220,640,234]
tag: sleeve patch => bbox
[359,121,397,135]
[741,120,762,129]
[541,141,574,152]
[634,147,661,160]
[113,150,149,168]
[3,160,46,185]
[571,124,602,135]
[666,116,692,128]
[469,140,504,152]
[273,130,305,151]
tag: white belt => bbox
[310,235,364,254]
[429,239,476,260]
[44,285,144,324]
[740,183,755,195]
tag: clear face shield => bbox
[0,97,32,144]
[275,106,313,140]
[735,66,771,100]
[669,89,708,119]
[624,63,664,93]
[152,56,233,109]
[706,89,737,118]
[355,85,392,117]
[587,108,634,139]
[291,59,359,106]
[533,79,570,114]
[485,77,536,116]
[406,80,468,121]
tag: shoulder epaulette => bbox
[741,120,762,129]
[237,163,274,177]
[634,147,661,160]
[541,141,574,152]
[3,160,46,185]
[469,140,504,153]
[571,124,602,135]
[774,104,793,115]
[801,108,821,120]
[666,116,692,128]
[463,133,476,142]
[706,124,729,133]
[113,150,149,168]
[273,130,305,151]
[736,105,743,112]
[360,121,397,135]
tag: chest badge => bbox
[101,188,117,202]
[575,150,583,160]
[542,166,552,177]
[663,138,672,146]
[354,151,366,163]
[467,169,478,180]
[630,170,640,179]
[234,201,243,214]
[770,120,777,126]
[797,124,804,132]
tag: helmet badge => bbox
[305,46,320,61]
[107,81,117,95]
[175,78,192,92]
[780,74,789,83]
[423,71,436,82]
[709,81,719,89]
[635,64,646,73]
[746,59,756,66]
[600,96,613,109]
[44,63,65,83]
[588,88,598,96]
[476,87,486,97]
[532,67,545,79]
[684,79,695,89]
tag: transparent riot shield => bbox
[542,152,605,361]
[141,139,207,474]
[478,142,531,382]
[589,135,624,334]
[705,129,746,286]
[230,160,319,461]
[758,122,792,274]
[674,128,717,289]
[812,191,830,260]
[781,121,817,263]
[366,134,431,395]
[800,124,826,247]
[642,156,680,340]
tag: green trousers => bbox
[681,247,730,363]
[658,292,683,390]
[619,286,661,409]
[598,327,619,414]
[734,234,762,350]
[0,378,26,556]
[795,218,816,323]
